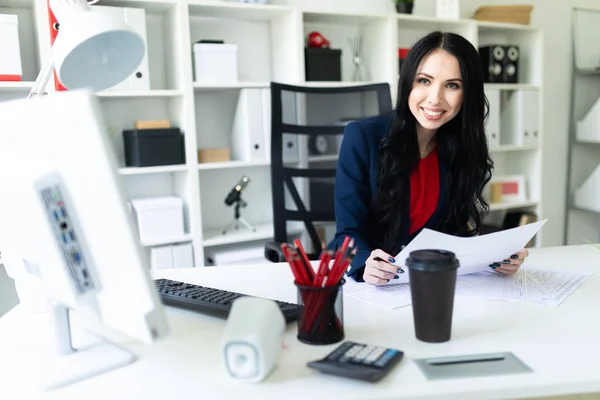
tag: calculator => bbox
[307,341,404,383]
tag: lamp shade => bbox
[52,10,145,91]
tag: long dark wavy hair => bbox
[374,31,494,255]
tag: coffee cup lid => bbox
[405,249,459,272]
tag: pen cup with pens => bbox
[282,237,355,345]
[295,279,345,345]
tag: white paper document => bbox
[344,278,412,309]
[523,268,592,306]
[344,267,592,310]
[385,219,547,285]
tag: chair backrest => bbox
[269,82,393,255]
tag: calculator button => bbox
[383,349,399,358]
[355,345,375,361]
[366,347,386,362]
[327,342,353,361]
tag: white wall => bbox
[270,0,589,247]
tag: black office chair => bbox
[264,82,393,262]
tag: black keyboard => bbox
[154,278,303,323]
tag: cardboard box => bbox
[198,148,230,163]
[135,120,171,129]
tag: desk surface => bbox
[1,244,600,400]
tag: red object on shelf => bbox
[47,0,67,91]
[307,31,330,48]
[0,75,21,81]
[398,48,410,59]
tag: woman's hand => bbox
[364,249,404,285]
[491,248,529,275]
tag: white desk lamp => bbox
[28,0,145,98]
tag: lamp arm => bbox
[28,57,56,98]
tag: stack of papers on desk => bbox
[343,267,592,310]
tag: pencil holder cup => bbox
[295,279,345,345]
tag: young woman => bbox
[329,31,529,285]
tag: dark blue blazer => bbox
[327,114,447,281]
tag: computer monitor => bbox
[0,89,170,390]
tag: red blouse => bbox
[409,148,440,235]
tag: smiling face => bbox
[408,49,464,135]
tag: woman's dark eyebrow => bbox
[416,72,462,83]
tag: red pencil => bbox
[293,239,314,281]
[281,243,310,286]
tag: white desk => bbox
[1,244,600,400]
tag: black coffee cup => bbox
[405,249,459,343]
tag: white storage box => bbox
[193,43,238,84]
[150,246,174,270]
[150,243,194,269]
[130,196,185,243]
[0,14,23,81]
[205,243,266,266]
[172,243,194,268]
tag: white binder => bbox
[93,6,150,92]
[280,90,300,164]
[500,90,539,147]
[231,88,269,162]
[484,89,501,149]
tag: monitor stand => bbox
[40,301,135,390]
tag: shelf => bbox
[489,201,538,211]
[484,83,539,91]
[476,20,537,32]
[489,145,538,152]
[140,233,193,247]
[118,165,187,175]
[0,81,34,92]
[571,206,600,215]
[303,11,388,25]
[576,139,600,145]
[203,222,303,247]
[396,14,469,25]
[92,0,177,12]
[574,68,600,76]
[198,160,270,170]
[96,90,183,99]
[202,223,276,247]
[307,154,338,162]
[193,81,270,91]
[188,1,292,21]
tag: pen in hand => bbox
[374,256,405,275]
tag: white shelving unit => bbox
[1,0,545,266]
[564,7,600,245]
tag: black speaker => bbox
[479,45,519,83]
[503,45,519,83]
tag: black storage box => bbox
[123,128,186,167]
[305,47,342,81]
